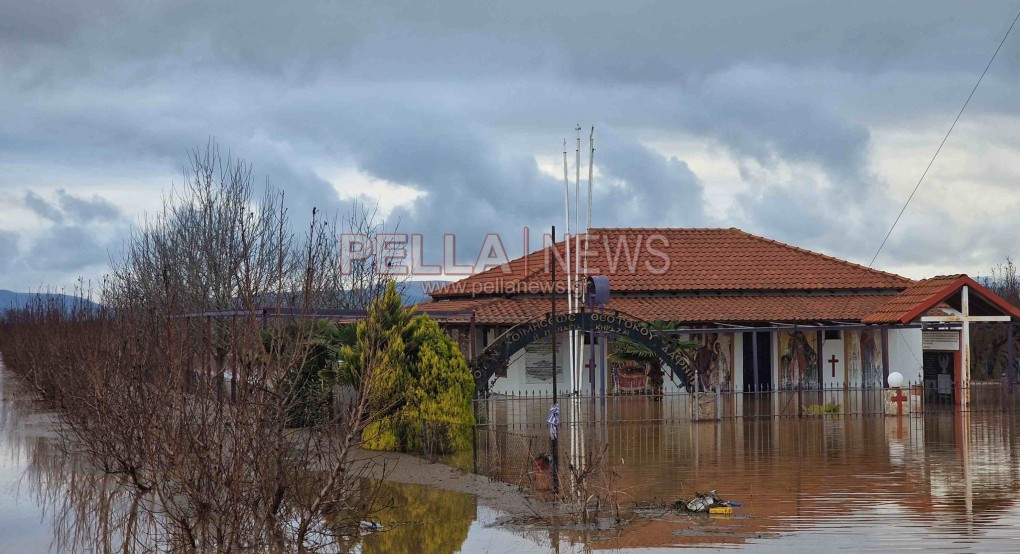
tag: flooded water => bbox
[0,370,546,553]
[476,395,1020,552]
[5,369,1020,553]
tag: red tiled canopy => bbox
[862,275,1020,324]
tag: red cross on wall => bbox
[890,388,909,417]
[828,354,839,378]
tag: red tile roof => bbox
[419,293,897,326]
[862,275,1020,324]
[428,228,912,299]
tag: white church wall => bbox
[489,331,615,396]
[888,328,924,385]
[662,333,690,393]
[732,332,744,391]
[821,337,846,389]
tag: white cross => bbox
[921,285,1010,409]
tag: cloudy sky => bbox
[3,0,1020,291]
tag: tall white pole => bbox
[574,125,582,393]
[962,285,971,409]
[584,127,594,280]
[562,139,574,395]
[585,127,595,395]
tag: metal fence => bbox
[475,381,1020,424]
[468,381,1020,487]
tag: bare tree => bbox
[973,258,1020,379]
[0,142,399,551]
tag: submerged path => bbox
[351,448,549,518]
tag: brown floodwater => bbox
[4,369,1020,553]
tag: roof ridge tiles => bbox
[728,228,914,285]
[430,227,914,299]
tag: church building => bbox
[417,228,1020,404]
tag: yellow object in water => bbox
[708,506,733,514]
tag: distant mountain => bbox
[0,290,99,315]
[0,283,442,315]
[399,280,450,306]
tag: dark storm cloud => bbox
[594,132,706,226]
[23,191,64,224]
[360,112,565,260]
[3,0,1020,287]
[23,189,121,225]
[352,120,707,263]
[56,189,121,223]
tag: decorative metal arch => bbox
[469,310,696,394]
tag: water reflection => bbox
[7,365,1020,552]
[480,404,1020,551]
[358,482,475,553]
[0,371,521,553]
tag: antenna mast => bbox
[574,124,582,392]
[584,127,594,281]
[562,138,574,393]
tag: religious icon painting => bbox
[844,331,862,387]
[693,333,734,392]
[779,331,819,390]
[843,330,885,388]
[859,330,885,389]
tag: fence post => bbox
[716,385,721,421]
[797,382,803,418]
[472,423,478,474]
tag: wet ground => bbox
[5,371,1020,552]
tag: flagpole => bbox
[562,139,574,394]
[574,125,582,392]
[549,225,560,494]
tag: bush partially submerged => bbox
[805,402,842,415]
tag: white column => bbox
[961,285,970,409]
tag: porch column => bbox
[962,286,971,409]
[1009,323,1015,390]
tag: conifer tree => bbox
[331,280,475,453]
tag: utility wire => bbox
[868,8,1020,268]
[839,9,1020,373]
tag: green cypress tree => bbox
[332,280,476,453]
[400,314,476,453]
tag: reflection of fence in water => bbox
[470,384,1020,487]
[475,383,1020,424]
[473,421,686,486]
[472,426,547,487]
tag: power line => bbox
[867,7,1020,269]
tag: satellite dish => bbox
[585,275,610,308]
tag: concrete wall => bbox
[888,328,924,384]
[490,331,604,395]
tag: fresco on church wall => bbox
[693,333,734,391]
[779,331,819,389]
[844,330,884,388]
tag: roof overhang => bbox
[874,275,1020,325]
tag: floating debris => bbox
[359,521,384,532]
[673,490,740,514]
